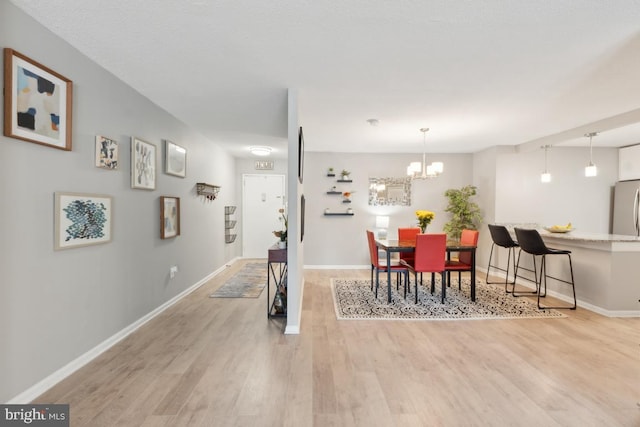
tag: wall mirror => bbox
[368,177,412,206]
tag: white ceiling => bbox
[10,0,640,158]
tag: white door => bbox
[242,174,286,258]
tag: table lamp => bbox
[376,216,390,239]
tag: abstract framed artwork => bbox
[160,196,180,239]
[165,140,186,178]
[131,137,156,190]
[95,135,118,169]
[3,48,73,150]
[298,126,304,184]
[54,192,112,250]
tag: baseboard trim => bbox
[284,277,305,335]
[8,258,240,404]
[304,264,369,270]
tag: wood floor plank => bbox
[30,263,640,426]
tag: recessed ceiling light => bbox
[249,146,272,156]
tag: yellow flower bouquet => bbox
[415,210,435,233]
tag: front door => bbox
[242,174,286,258]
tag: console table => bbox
[267,245,287,318]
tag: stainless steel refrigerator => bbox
[612,180,640,236]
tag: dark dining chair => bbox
[366,230,408,299]
[445,229,479,290]
[513,228,577,310]
[486,224,531,295]
[400,233,447,303]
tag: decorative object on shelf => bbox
[160,196,180,239]
[3,48,73,151]
[584,132,598,177]
[541,145,551,183]
[369,177,411,206]
[327,185,341,194]
[325,208,331,214]
[54,192,112,250]
[443,185,482,241]
[273,207,288,247]
[415,210,435,233]
[407,128,443,179]
[131,137,157,190]
[327,167,335,177]
[95,135,118,169]
[340,169,351,181]
[342,191,353,203]
[225,206,237,243]
[298,126,304,184]
[196,182,220,201]
[347,207,354,214]
[165,140,186,178]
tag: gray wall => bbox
[1,2,240,402]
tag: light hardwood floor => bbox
[34,260,640,426]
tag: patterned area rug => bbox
[210,262,266,298]
[331,278,566,320]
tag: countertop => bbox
[498,223,640,243]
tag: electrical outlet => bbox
[170,265,178,279]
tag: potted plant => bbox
[327,167,335,177]
[443,185,482,241]
[341,169,351,180]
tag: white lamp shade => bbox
[426,164,435,176]
[585,164,597,177]
[376,216,390,229]
[409,162,421,173]
[431,162,444,174]
[541,172,551,183]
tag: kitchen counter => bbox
[495,223,640,316]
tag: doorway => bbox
[242,174,286,258]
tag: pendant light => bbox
[541,145,551,183]
[407,128,443,179]
[584,132,598,177]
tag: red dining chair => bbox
[400,233,447,303]
[445,229,479,290]
[366,230,408,299]
[398,227,421,265]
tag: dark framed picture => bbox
[300,194,305,242]
[131,137,156,190]
[54,192,112,250]
[3,48,73,150]
[160,196,180,239]
[165,140,186,178]
[298,126,304,184]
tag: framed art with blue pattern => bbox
[54,192,112,250]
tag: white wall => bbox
[0,3,240,402]
[303,152,474,266]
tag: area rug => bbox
[331,278,566,320]
[210,262,266,298]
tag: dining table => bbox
[375,238,477,303]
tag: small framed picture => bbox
[95,135,118,169]
[161,196,180,239]
[3,48,73,150]
[131,137,156,190]
[55,192,112,250]
[165,140,186,178]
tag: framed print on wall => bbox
[298,126,304,184]
[160,196,180,239]
[54,192,112,250]
[95,135,118,169]
[131,137,156,190]
[3,48,73,151]
[165,140,186,178]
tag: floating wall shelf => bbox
[197,182,221,200]
[324,212,355,216]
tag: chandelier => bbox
[407,128,443,179]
